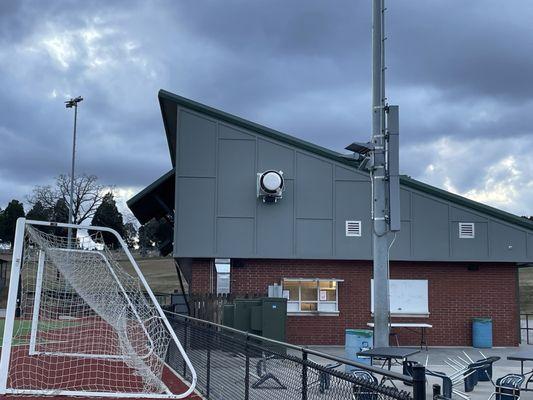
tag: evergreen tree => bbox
[52,198,70,223]
[26,201,53,233]
[27,201,52,221]
[0,199,25,247]
[90,193,124,248]
[52,198,70,237]
[138,224,152,256]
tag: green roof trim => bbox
[154,88,533,232]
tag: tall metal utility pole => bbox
[346,0,400,347]
[371,0,390,348]
[65,96,83,248]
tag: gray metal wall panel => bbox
[412,194,450,259]
[178,110,216,177]
[217,217,255,256]
[335,165,369,181]
[296,219,333,257]
[451,207,489,223]
[400,189,411,220]
[217,139,256,217]
[171,102,533,262]
[176,178,215,256]
[257,139,295,178]
[257,180,294,257]
[334,181,372,258]
[451,222,489,259]
[490,221,527,261]
[296,153,333,219]
[390,221,412,259]
[219,123,255,140]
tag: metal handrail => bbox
[165,310,414,383]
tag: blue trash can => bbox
[472,317,492,348]
[345,329,373,373]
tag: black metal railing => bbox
[165,312,425,400]
[521,313,533,344]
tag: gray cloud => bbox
[0,0,532,218]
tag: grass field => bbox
[0,318,80,346]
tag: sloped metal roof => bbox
[127,89,533,232]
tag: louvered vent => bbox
[345,221,362,237]
[459,222,475,239]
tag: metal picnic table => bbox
[357,347,420,386]
[507,350,533,391]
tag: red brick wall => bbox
[190,259,214,294]
[188,259,519,347]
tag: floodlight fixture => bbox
[65,96,83,108]
[345,141,374,155]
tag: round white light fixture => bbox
[257,170,284,202]
[261,171,283,193]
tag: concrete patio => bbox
[308,344,533,399]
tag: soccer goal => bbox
[0,218,197,398]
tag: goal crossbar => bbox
[0,218,197,399]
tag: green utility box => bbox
[251,306,263,331]
[233,299,262,333]
[223,297,287,342]
[222,304,235,328]
[260,298,287,342]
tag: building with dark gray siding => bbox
[128,89,533,346]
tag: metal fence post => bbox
[412,364,426,400]
[302,349,308,400]
[244,334,250,400]
[206,328,211,399]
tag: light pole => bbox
[370,0,389,349]
[346,0,401,347]
[65,96,83,247]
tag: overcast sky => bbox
[1,0,532,219]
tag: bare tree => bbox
[27,174,110,225]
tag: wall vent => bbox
[345,221,362,237]
[459,222,475,239]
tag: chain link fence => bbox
[165,313,423,400]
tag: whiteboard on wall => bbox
[371,279,429,316]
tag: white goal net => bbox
[0,218,196,398]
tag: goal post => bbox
[0,218,197,398]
